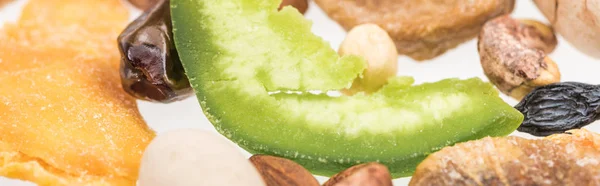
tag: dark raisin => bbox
[117,0,193,103]
[515,82,600,136]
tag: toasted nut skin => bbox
[517,19,558,54]
[339,24,398,95]
[278,0,308,14]
[323,163,393,186]
[127,0,159,10]
[315,0,515,61]
[478,15,561,100]
[249,155,320,186]
[534,0,600,58]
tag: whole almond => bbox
[250,155,320,186]
[323,163,393,186]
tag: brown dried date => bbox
[118,0,193,103]
[515,82,600,136]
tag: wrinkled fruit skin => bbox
[118,0,193,103]
[249,155,319,186]
[515,82,600,136]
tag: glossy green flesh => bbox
[171,0,524,177]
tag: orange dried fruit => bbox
[0,0,155,185]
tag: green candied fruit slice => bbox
[171,0,524,177]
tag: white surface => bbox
[1,0,599,185]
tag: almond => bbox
[323,163,393,186]
[250,155,320,186]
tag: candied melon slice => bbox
[0,0,155,185]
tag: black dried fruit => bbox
[117,0,193,103]
[515,82,600,136]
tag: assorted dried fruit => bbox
[171,0,523,178]
[338,24,398,95]
[118,0,193,103]
[138,130,266,186]
[323,163,393,186]
[534,0,600,58]
[249,155,319,186]
[314,0,515,60]
[409,129,600,186]
[478,15,561,100]
[0,0,598,185]
[515,82,600,136]
[0,0,155,185]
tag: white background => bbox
[1,0,599,185]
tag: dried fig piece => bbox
[118,0,194,103]
[323,163,393,186]
[314,0,515,61]
[409,129,600,186]
[249,155,319,186]
[478,15,561,100]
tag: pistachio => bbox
[323,163,393,186]
[249,155,320,186]
[478,15,561,100]
[339,24,399,95]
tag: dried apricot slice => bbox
[0,0,155,185]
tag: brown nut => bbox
[249,155,320,186]
[127,0,159,10]
[534,0,600,58]
[314,0,515,61]
[323,163,393,186]
[478,15,561,100]
[278,0,309,14]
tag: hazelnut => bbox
[338,24,398,95]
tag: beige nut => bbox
[478,16,561,100]
[138,129,266,186]
[534,0,600,58]
[249,155,319,186]
[323,163,393,186]
[339,24,398,95]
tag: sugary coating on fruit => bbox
[0,0,155,185]
[409,129,600,186]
